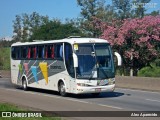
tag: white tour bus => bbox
[11,37,121,96]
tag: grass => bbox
[0,103,61,120]
[0,47,10,70]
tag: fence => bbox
[116,76,160,92]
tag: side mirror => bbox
[114,52,122,66]
[73,53,78,68]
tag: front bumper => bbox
[75,84,115,94]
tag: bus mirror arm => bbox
[114,52,122,66]
[73,53,78,68]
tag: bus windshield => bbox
[75,43,115,79]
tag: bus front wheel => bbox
[22,78,28,91]
[59,82,67,97]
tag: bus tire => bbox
[59,82,67,97]
[22,78,28,91]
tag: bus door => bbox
[64,43,76,92]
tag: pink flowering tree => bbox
[93,16,160,75]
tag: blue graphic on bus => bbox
[31,66,38,83]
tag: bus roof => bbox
[11,38,109,46]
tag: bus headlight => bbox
[108,78,115,85]
[77,83,87,86]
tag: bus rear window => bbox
[11,47,20,59]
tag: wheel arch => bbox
[21,74,28,85]
[57,78,66,89]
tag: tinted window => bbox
[21,46,27,59]
[11,47,21,59]
[37,45,44,58]
[30,46,36,59]
[11,43,63,60]
[64,43,74,77]
[45,45,54,59]
[54,44,63,59]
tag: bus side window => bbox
[37,45,44,59]
[42,46,45,58]
[45,45,54,59]
[21,46,27,59]
[30,46,36,59]
[16,47,21,59]
[27,47,31,59]
[11,47,16,59]
[51,45,54,59]
[48,45,52,59]
[34,47,36,59]
[60,45,63,58]
[55,44,63,59]
[45,45,48,59]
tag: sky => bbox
[0,0,160,39]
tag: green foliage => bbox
[138,66,160,77]
[13,12,49,42]
[13,12,85,41]
[77,0,116,37]
[147,10,160,16]
[0,103,23,111]
[30,20,86,40]
[0,103,60,120]
[132,0,151,18]
[0,40,14,47]
[138,60,160,77]
[0,47,10,70]
[112,0,132,19]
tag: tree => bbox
[13,12,49,42]
[21,13,30,42]
[13,15,22,42]
[93,16,160,75]
[30,20,86,40]
[77,0,116,37]
[148,10,160,16]
[132,0,151,18]
[112,0,132,20]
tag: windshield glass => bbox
[75,43,115,79]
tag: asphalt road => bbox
[0,78,160,120]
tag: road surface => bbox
[0,78,160,120]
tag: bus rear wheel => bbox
[22,78,28,91]
[59,82,67,97]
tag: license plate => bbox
[95,88,101,92]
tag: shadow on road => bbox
[67,92,125,99]
[0,78,125,99]
[0,78,126,99]
[19,87,125,99]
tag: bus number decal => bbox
[50,66,62,69]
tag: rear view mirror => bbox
[114,52,122,66]
[73,53,78,68]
